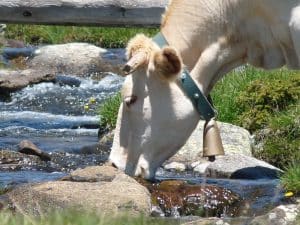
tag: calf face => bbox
[109,35,200,179]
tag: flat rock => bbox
[168,121,252,164]
[203,153,282,179]
[61,165,122,182]
[5,165,151,216]
[163,162,186,172]
[0,69,55,92]
[29,43,124,76]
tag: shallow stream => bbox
[0,47,285,218]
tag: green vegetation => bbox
[0,211,176,225]
[211,68,300,172]
[4,24,158,48]
[280,163,300,196]
[236,76,299,132]
[211,66,299,124]
[99,92,122,129]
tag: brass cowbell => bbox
[203,118,225,161]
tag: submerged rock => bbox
[0,150,46,171]
[146,180,241,217]
[0,149,108,173]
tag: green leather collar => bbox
[152,32,216,121]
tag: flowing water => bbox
[0,47,285,218]
[1,50,124,186]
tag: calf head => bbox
[109,34,200,179]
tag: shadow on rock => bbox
[230,166,282,180]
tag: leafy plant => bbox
[99,92,122,129]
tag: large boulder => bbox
[203,153,282,179]
[28,43,125,76]
[5,165,151,216]
[163,121,282,179]
[168,121,252,164]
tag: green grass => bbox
[211,66,299,124]
[280,163,300,195]
[4,24,158,48]
[0,211,176,225]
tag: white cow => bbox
[109,0,300,179]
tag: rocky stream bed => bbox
[0,42,299,225]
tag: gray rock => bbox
[5,165,151,216]
[204,153,282,179]
[61,165,122,182]
[249,202,300,225]
[163,162,186,172]
[29,43,124,76]
[18,140,51,161]
[0,69,55,92]
[181,200,300,224]
[193,162,211,175]
[168,121,252,164]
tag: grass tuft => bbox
[0,211,176,225]
[280,162,300,195]
[4,24,158,48]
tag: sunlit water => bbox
[0,73,123,152]
[0,70,123,185]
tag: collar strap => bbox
[152,32,216,121]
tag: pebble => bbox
[193,162,211,174]
[163,162,186,172]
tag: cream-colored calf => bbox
[109,0,300,179]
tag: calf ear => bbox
[153,47,182,81]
